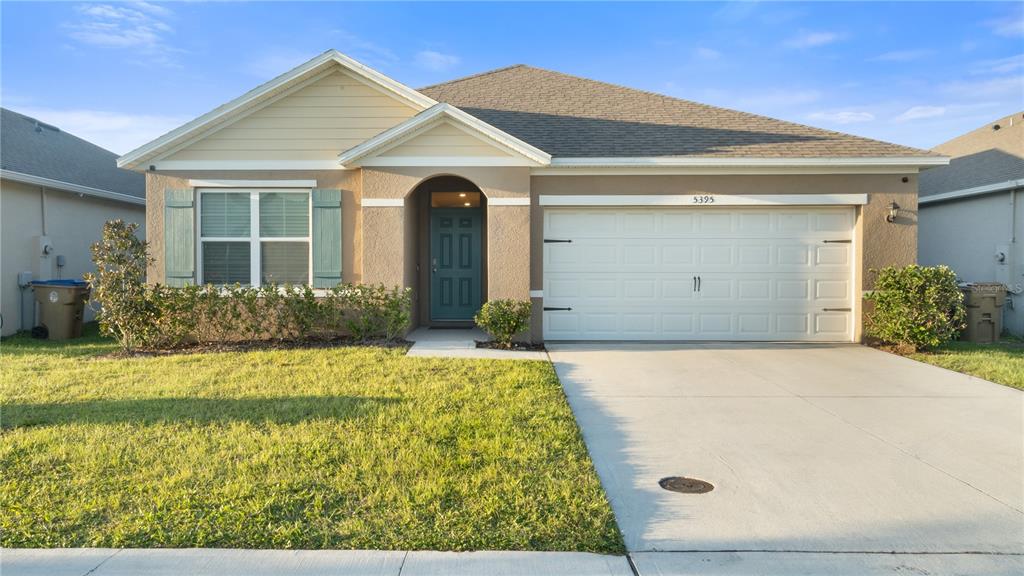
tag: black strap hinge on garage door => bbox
[543,307,573,311]
[822,308,852,312]
[823,239,852,243]
[543,239,572,243]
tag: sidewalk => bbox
[0,549,631,576]
[405,328,547,360]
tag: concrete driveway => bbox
[548,344,1023,562]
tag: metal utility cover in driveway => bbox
[548,343,1024,557]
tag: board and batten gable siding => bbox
[162,70,419,163]
[378,121,517,158]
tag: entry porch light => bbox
[886,201,900,223]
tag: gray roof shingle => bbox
[1,107,145,199]
[421,65,937,159]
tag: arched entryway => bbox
[409,175,487,327]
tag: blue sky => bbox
[2,1,1022,154]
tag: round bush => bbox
[474,299,531,348]
[865,264,966,351]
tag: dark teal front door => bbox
[430,208,482,321]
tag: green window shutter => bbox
[312,188,342,288]
[164,188,195,287]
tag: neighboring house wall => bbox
[162,71,418,164]
[0,178,146,335]
[920,190,1024,335]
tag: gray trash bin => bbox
[960,283,1007,343]
[32,280,90,340]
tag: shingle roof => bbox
[421,65,937,159]
[919,111,1024,197]
[1,107,145,199]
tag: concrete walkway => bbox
[549,342,1024,571]
[406,328,547,360]
[0,549,631,576]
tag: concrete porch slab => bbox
[406,328,547,360]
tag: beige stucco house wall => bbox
[1,178,145,335]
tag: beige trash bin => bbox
[960,283,1007,344]
[32,280,90,340]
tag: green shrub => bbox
[344,284,413,341]
[87,221,411,350]
[475,299,532,348]
[85,220,156,350]
[865,264,966,351]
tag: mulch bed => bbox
[100,338,411,359]
[475,340,547,352]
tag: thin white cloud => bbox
[986,15,1024,38]
[414,50,460,72]
[870,49,934,62]
[14,107,190,154]
[328,28,397,66]
[942,76,1024,99]
[894,106,946,123]
[784,30,845,49]
[971,54,1024,75]
[694,47,722,60]
[807,110,876,124]
[63,1,181,66]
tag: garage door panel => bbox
[543,206,854,341]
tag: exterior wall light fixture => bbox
[886,201,900,223]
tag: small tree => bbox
[84,220,155,350]
[865,264,966,351]
[475,299,531,348]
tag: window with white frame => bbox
[198,188,311,286]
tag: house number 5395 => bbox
[692,195,715,204]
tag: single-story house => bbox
[118,49,947,343]
[919,111,1024,336]
[1,108,146,336]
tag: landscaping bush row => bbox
[88,220,410,351]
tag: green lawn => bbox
[910,338,1024,390]
[0,328,622,552]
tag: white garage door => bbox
[542,206,855,341]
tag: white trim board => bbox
[539,194,868,207]
[919,179,1024,205]
[529,290,543,298]
[361,198,405,207]
[152,160,344,171]
[546,156,949,168]
[0,169,145,206]
[188,179,317,188]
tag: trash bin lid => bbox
[31,279,89,287]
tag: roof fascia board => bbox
[919,179,1024,205]
[118,50,437,169]
[546,156,950,168]
[338,103,551,168]
[1,170,145,205]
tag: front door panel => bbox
[431,208,482,321]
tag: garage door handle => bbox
[543,307,572,311]
[544,239,572,243]
[693,276,701,292]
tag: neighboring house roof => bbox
[420,64,939,160]
[919,111,1024,203]
[1,107,145,204]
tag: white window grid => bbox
[195,188,312,287]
